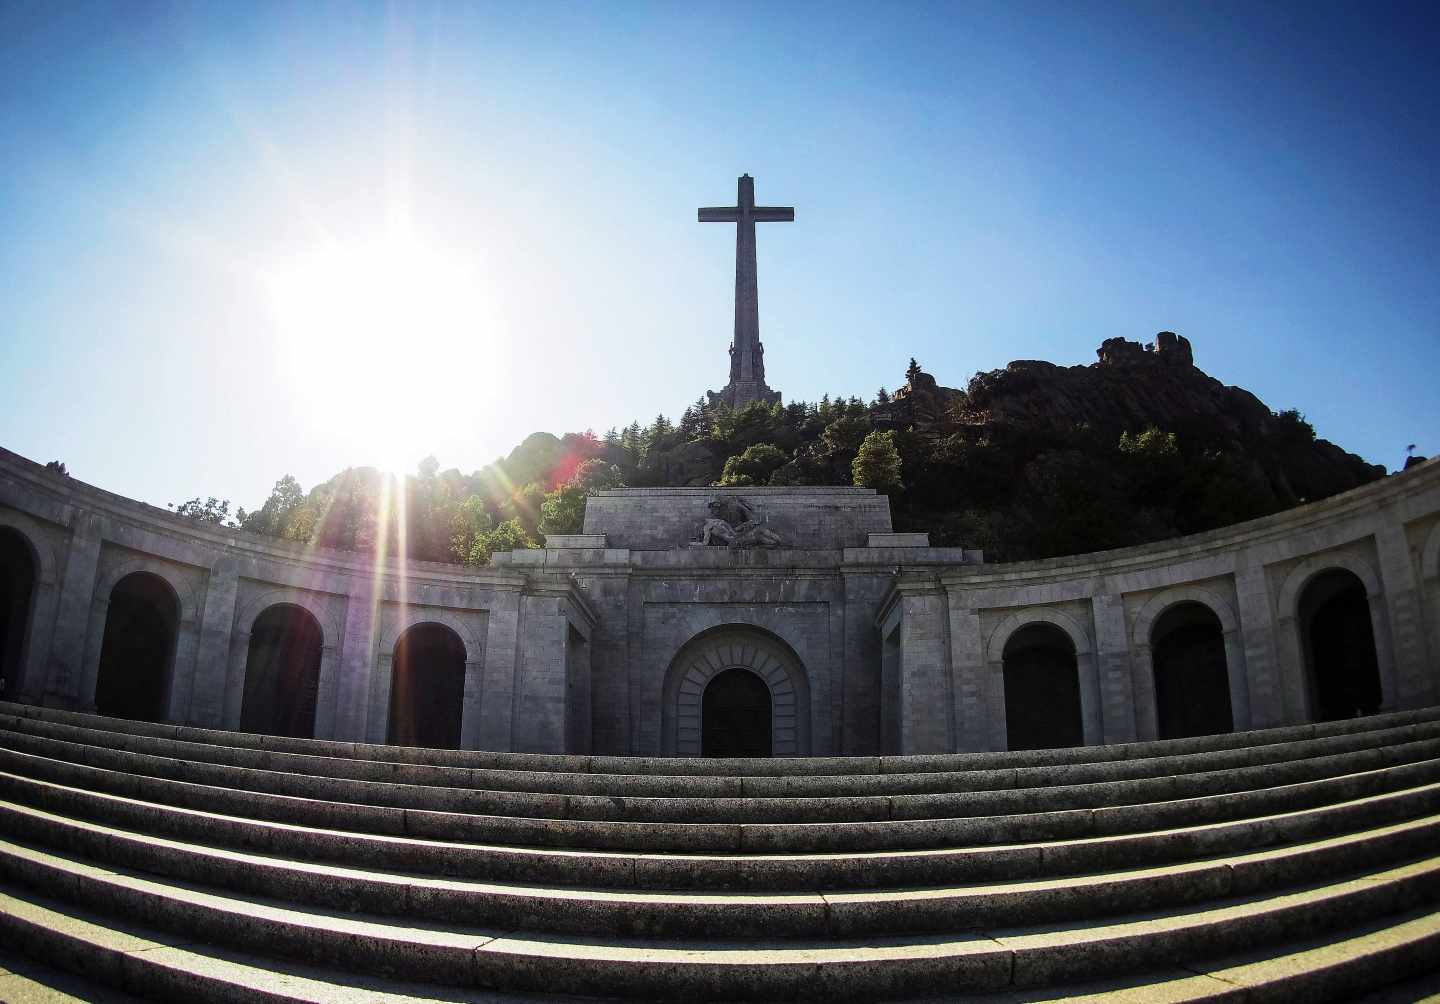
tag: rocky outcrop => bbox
[873,360,966,431]
[953,333,1383,505]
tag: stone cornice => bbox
[5,444,1434,596]
[0,446,528,590]
[939,459,1440,590]
[522,572,601,627]
[874,570,945,627]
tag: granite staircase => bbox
[0,700,1438,1002]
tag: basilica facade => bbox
[1,444,1437,757]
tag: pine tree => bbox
[679,406,700,439]
[852,430,903,493]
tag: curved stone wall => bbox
[931,458,1440,753]
[0,447,597,753]
[1,444,1436,755]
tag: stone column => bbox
[460,657,487,751]
[1075,648,1104,746]
[312,644,342,741]
[1365,589,1399,713]
[42,510,103,708]
[1234,562,1285,727]
[1222,628,1253,730]
[367,652,394,744]
[1090,592,1137,743]
[164,612,202,725]
[1271,611,1308,723]
[222,630,250,730]
[1128,642,1158,741]
[13,552,59,705]
[186,556,238,727]
[1424,530,1440,709]
[1374,523,1431,708]
[331,585,378,743]
[983,656,1008,751]
[77,588,111,712]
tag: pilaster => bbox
[332,583,378,742]
[222,630,249,730]
[475,584,522,750]
[187,556,238,727]
[43,510,103,708]
[1234,561,1285,727]
[944,596,987,752]
[1090,591,1137,743]
[877,574,953,754]
[1374,522,1431,707]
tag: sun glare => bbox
[260,235,502,473]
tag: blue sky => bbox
[2,1,1436,510]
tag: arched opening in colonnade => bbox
[388,623,466,748]
[1152,602,1233,739]
[240,604,323,738]
[702,667,772,757]
[0,528,37,700]
[95,571,178,722]
[1003,623,1083,750]
[1299,569,1381,720]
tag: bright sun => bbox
[260,236,501,473]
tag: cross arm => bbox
[698,207,741,222]
[753,207,795,222]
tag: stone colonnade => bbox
[2,446,1438,755]
[880,460,1440,754]
[0,452,596,752]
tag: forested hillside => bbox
[176,333,1384,564]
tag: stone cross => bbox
[700,175,793,408]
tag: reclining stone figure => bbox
[699,497,784,548]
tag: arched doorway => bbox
[662,625,811,756]
[1003,623,1083,750]
[388,623,465,748]
[95,571,179,722]
[1152,602,1233,739]
[240,604,324,738]
[702,668,772,757]
[0,528,37,700]
[1299,568,1381,720]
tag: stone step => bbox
[5,699,1439,777]
[4,792,1439,940]
[4,880,1438,1004]
[0,946,149,1004]
[5,721,1440,828]
[4,760,1440,892]
[0,885,575,1003]
[7,707,1440,799]
[1347,966,1440,1004]
[6,740,1440,854]
[961,908,1440,1003]
[1,835,1436,999]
